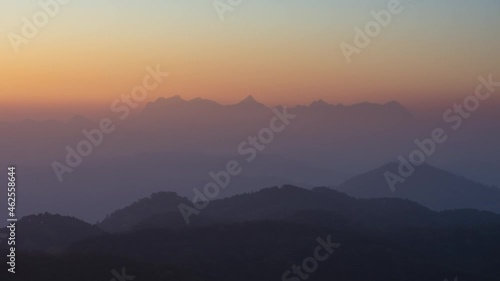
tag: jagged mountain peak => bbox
[156,95,187,104]
[189,97,222,107]
[240,95,257,103]
[231,95,268,110]
[310,99,332,108]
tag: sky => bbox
[1,0,499,120]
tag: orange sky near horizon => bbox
[1,0,499,121]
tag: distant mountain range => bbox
[1,96,499,222]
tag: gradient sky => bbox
[1,0,499,120]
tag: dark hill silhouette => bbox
[0,213,103,253]
[0,253,205,281]
[99,192,191,233]
[6,186,500,280]
[68,220,500,281]
[98,185,500,233]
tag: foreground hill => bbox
[78,186,500,280]
[70,221,500,281]
[0,253,205,281]
[98,192,192,233]
[5,186,500,280]
[99,185,500,233]
[0,213,103,253]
